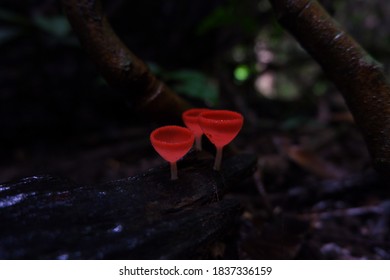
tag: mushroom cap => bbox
[150,125,195,163]
[182,108,209,137]
[199,110,243,148]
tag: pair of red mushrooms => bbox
[150,109,244,180]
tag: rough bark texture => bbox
[0,153,257,259]
[61,0,191,122]
[269,0,390,173]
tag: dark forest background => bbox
[2,0,390,183]
[1,0,390,259]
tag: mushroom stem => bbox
[195,135,202,151]
[214,146,223,171]
[170,162,178,180]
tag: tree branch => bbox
[61,0,191,122]
[269,0,390,173]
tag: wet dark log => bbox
[269,0,390,173]
[0,153,256,259]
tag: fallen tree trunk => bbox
[0,153,256,259]
[269,0,390,173]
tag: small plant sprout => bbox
[150,125,194,180]
[199,110,244,171]
[182,108,209,151]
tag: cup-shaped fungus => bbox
[150,125,194,180]
[199,110,243,171]
[182,108,209,151]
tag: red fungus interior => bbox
[150,126,194,163]
[199,110,243,148]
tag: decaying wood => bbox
[61,0,191,122]
[269,0,390,173]
[0,153,256,259]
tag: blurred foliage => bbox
[0,8,26,24]
[0,26,20,45]
[196,0,258,36]
[234,64,251,82]
[166,70,219,106]
[0,8,25,45]
[149,63,219,106]
[33,15,71,38]
[1,0,390,125]
[0,7,75,46]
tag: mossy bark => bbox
[269,0,390,173]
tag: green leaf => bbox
[166,70,219,106]
[196,6,235,35]
[147,62,163,76]
[33,15,71,37]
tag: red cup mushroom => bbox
[182,108,209,151]
[150,125,195,180]
[199,110,243,171]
